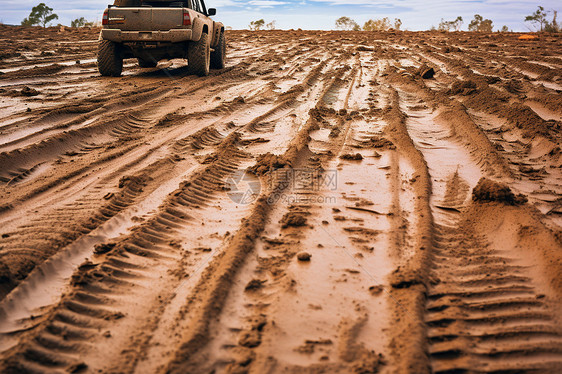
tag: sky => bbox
[0,0,558,31]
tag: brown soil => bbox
[0,27,561,374]
[472,177,528,204]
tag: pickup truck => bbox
[98,0,225,77]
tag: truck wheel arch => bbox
[212,25,222,47]
[191,19,208,42]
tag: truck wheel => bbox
[98,40,123,77]
[188,32,210,77]
[137,58,158,68]
[210,30,226,69]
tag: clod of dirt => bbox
[340,153,363,161]
[390,266,424,289]
[249,152,290,175]
[118,175,148,189]
[295,343,316,354]
[280,212,307,228]
[239,330,261,348]
[418,65,435,79]
[369,285,384,295]
[367,136,395,150]
[244,279,266,291]
[297,252,312,261]
[472,178,528,205]
[20,86,40,96]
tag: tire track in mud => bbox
[385,41,562,229]
[0,133,250,373]
[427,219,562,373]
[384,68,562,373]
[186,59,396,373]
[160,54,359,373]
[0,40,332,298]
[0,46,341,373]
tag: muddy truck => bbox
[97,0,225,77]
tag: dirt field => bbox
[1,25,562,373]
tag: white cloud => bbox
[248,0,288,8]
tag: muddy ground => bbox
[0,25,561,373]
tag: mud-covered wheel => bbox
[98,40,123,77]
[188,31,210,77]
[137,58,158,68]
[210,30,226,69]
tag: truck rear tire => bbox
[188,32,210,77]
[210,30,225,69]
[98,40,123,77]
[138,58,158,68]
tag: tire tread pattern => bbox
[98,40,123,77]
[188,32,210,77]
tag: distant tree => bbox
[468,14,493,32]
[21,14,39,26]
[438,18,451,31]
[453,16,463,31]
[500,25,509,32]
[525,6,548,31]
[394,18,402,30]
[335,16,360,31]
[363,17,391,31]
[249,19,265,30]
[21,3,58,27]
[438,16,463,31]
[544,10,560,32]
[71,17,86,28]
[266,20,276,30]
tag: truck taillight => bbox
[102,10,109,25]
[183,10,191,26]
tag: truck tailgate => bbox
[108,7,184,31]
[151,9,184,30]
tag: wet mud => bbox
[0,27,561,373]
